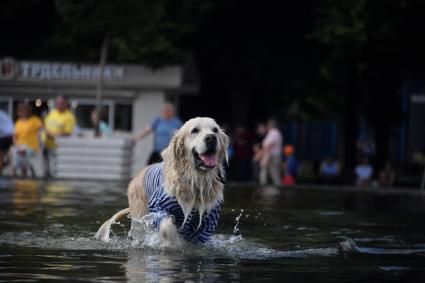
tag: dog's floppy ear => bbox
[218,127,230,164]
[161,129,185,165]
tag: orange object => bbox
[284,145,295,156]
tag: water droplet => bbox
[233,210,244,234]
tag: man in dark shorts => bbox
[0,110,14,175]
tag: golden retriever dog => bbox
[95,117,229,247]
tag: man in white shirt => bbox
[254,119,283,185]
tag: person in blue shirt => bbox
[132,103,183,164]
[0,109,14,175]
[319,155,341,184]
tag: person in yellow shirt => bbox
[42,95,76,178]
[13,102,43,177]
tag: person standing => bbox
[132,102,182,165]
[0,109,14,176]
[42,96,76,178]
[256,119,283,186]
[13,102,43,177]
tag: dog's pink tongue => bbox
[200,153,217,167]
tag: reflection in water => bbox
[1,181,425,282]
[41,182,73,205]
[11,180,76,217]
[253,185,281,206]
[125,251,240,283]
[12,180,42,216]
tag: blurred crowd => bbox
[225,119,396,188]
[0,98,397,188]
[0,95,111,178]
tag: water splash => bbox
[128,212,167,248]
[0,229,339,260]
[232,209,244,234]
[5,211,425,261]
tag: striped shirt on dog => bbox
[144,162,221,244]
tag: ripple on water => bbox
[2,211,424,261]
[0,211,339,260]
[379,266,411,272]
[339,238,425,256]
[0,230,340,260]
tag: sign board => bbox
[0,57,125,81]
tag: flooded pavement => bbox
[1,179,425,282]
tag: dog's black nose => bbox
[205,134,217,149]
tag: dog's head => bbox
[162,117,229,172]
[162,117,228,221]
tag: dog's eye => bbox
[191,127,199,134]
[212,127,218,133]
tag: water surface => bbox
[1,179,425,282]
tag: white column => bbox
[132,90,165,175]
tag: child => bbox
[91,109,112,137]
[13,102,42,177]
[282,145,298,186]
[355,156,374,187]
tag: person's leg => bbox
[21,164,28,177]
[22,148,28,177]
[259,165,267,185]
[269,156,282,186]
[26,149,36,178]
[43,148,51,178]
[20,148,35,178]
[50,149,57,176]
[13,147,27,177]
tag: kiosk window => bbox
[114,104,132,131]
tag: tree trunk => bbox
[95,37,109,137]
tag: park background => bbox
[2,1,425,282]
[0,0,425,186]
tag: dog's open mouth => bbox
[193,149,218,169]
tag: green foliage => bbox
[307,0,407,108]
[309,0,407,76]
[309,0,368,48]
[308,0,369,86]
[53,0,213,66]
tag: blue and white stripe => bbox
[143,162,221,244]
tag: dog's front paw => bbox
[159,217,183,248]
